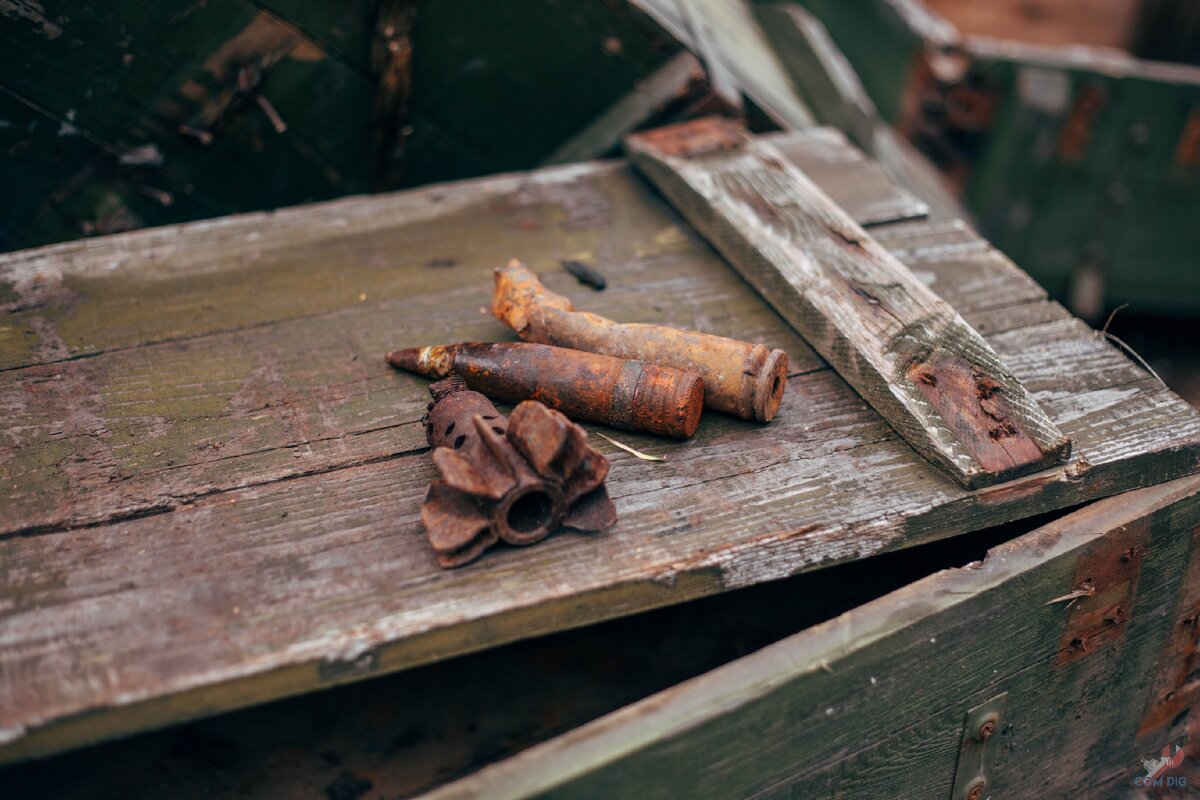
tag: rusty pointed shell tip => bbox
[385,347,421,372]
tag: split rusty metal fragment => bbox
[418,376,616,568]
[387,341,704,439]
[492,260,788,422]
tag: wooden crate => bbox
[0,0,684,250]
[1,127,1198,796]
[5,479,1198,798]
[427,475,1200,799]
[779,0,1200,315]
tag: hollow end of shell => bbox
[492,482,564,546]
[753,349,789,423]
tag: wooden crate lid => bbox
[0,128,1197,762]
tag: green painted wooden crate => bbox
[776,0,1200,316]
[0,0,682,250]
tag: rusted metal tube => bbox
[387,342,704,439]
[492,260,788,422]
[418,376,616,568]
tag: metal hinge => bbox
[950,692,1007,800]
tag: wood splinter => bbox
[493,260,788,422]
[626,117,1071,487]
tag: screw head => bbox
[964,776,988,800]
[974,712,1000,741]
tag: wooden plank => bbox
[541,52,707,166]
[0,129,927,537]
[425,474,1200,799]
[766,128,930,227]
[2,130,1199,763]
[0,128,919,373]
[0,517,1034,798]
[756,2,879,152]
[631,0,815,129]
[753,2,968,222]
[626,117,1070,488]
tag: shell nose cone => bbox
[385,347,423,372]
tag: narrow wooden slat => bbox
[424,475,1200,799]
[631,0,816,129]
[627,117,1071,488]
[541,52,706,166]
[766,128,930,227]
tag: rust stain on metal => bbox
[898,48,996,190]
[1174,106,1200,170]
[907,357,1046,474]
[1140,525,1200,733]
[624,116,747,159]
[1054,519,1147,667]
[415,376,616,568]
[1057,84,1107,162]
[387,341,704,439]
[492,260,787,422]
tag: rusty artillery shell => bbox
[419,376,616,568]
[388,341,704,439]
[492,260,788,422]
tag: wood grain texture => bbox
[626,117,1070,488]
[0,517,1016,799]
[1,129,1198,764]
[752,2,969,222]
[541,52,707,167]
[426,474,1200,799]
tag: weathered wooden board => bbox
[1,129,1198,764]
[0,516,1010,798]
[631,0,815,129]
[627,117,1070,488]
[753,1,969,222]
[541,52,707,167]
[426,474,1200,799]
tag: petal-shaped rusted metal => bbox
[416,376,617,567]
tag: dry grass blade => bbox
[594,432,667,462]
[1096,303,1165,387]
